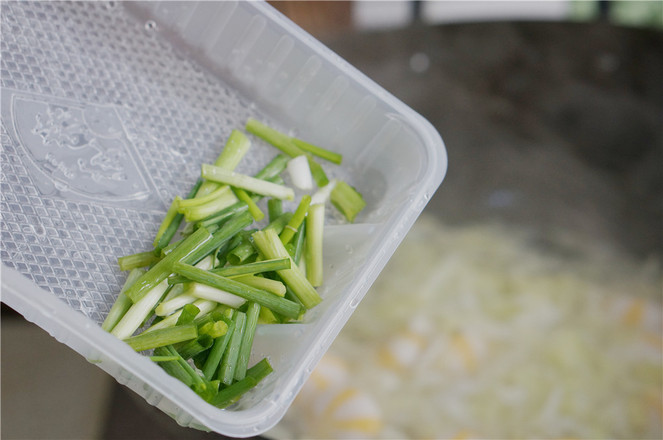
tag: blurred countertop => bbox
[2,17,662,440]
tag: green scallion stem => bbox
[186,282,246,309]
[279,195,311,245]
[202,318,236,381]
[218,311,247,385]
[153,196,182,248]
[245,118,305,158]
[175,333,214,359]
[291,222,306,266]
[201,164,294,201]
[210,258,291,277]
[145,299,217,333]
[232,187,264,222]
[330,180,366,223]
[123,323,197,352]
[307,156,330,187]
[251,229,322,309]
[117,251,160,272]
[172,262,303,319]
[153,346,196,386]
[305,203,325,287]
[196,129,251,198]
[155,179,204,251]
[181,189,239,223]
[292,137,343,165]
[235,302,261,381]
[102,268,144,332]
[211,376,257,409]
[234,275,286,297]
[111,280,170,339]
[267,199,282,222]
[175,303,200,325]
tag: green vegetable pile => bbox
[101,118,366,408]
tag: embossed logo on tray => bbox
[3,90,160,209]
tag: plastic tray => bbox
[0,1,447,437]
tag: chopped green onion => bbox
[202,317,236,381]
[235,301,261,381]
[210,258,291,277]
[175,303,200,325]
[291,137,343,165]
[311,179,337,205]
[219,311,247,385]
[172,262,303,319]
[186,282,246,309]
[123,323,197,352]
[117,251,160,272]
[145,299,217,333]
[267,199,282,222]
[287,155,314,191]
[234,275,286,297]
[155,179,204,251]
[111,280,170,339]
[245,118,305,158]
[279,194,311,245]
[307,156,330,187]
[251,228,322,309]
[305,203,325,287]
[331,180,366,223]
[149,355,180,362]
[175,333,214,360]
[102,268,144,332]
[155,292,197,317]
[201,164,295,201]
[231,187,265,222]
[153,196,183,248]
[196,129,251,198]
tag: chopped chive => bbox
[279,194,311,245]
[235,302,261,381]
[251,229,322,309]
[117,251,160,272]
[123,323,197,352]
[331,180,366,223]
[102,268,144,332]
[246,357,273,382]
[305,203,325,287]
[291,137,342,165]
[219,311,247,385]
[234,275,286,297]
[202,164,295,201]
[111,280,170,340]
[172,262,303,319]
[181,212,254,267]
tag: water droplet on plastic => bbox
[144,20,157,31]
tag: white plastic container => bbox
[0,1,447,437]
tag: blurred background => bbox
[2,1,662,439]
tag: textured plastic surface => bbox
[0,1,447,437]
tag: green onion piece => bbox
[254,154,290,180]
[267,199,282,222]
[175,303,200,325]
[331,180,366,223]
[234,275,286,297]
[210,258,291,277]
[307,156,329,187]
[124,227,214,304]
[196,129,251,198]
[102,268,144,332]
[186,282,246,309]
[219,311,247,385]
[291,137,343,165]
[149,355,180,362]
[178,186,235,209]
[235,302,261,381]
[258,306,280,324]
[305,203,325,287]
[144,299,217,333]
[202,317,236,381]
[180,188,239,223]
[198,320,229,339]
[181,212,254,267]
[111,280,170,339]
[279,195,311,245]
[172,262,303,319]
[123,323,197,352]
[251,229,322,309]
[211,376,257,409]
[196,201,250,230]
[175,333,214,360]
[155,179,204,251]
[153,196,182,248]
[117,251,160,272]
[245,118,305,158]
[202,164,294,201]
[153,346,196,386]
[155,293,197,317]
[165,345,205,387]
[246,357,273,383]
[232,187,265,221]
[291,222,306,265]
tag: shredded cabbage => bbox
[271,214,662,439]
